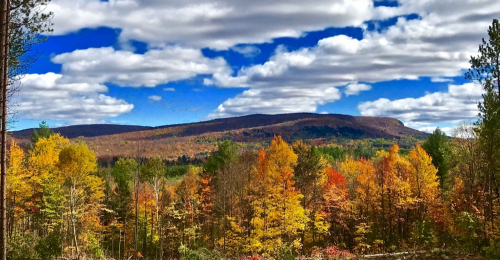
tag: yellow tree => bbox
[58,143,104,256]
[175,167,200,247]
[390,146,414,243]
[355,158,378,222]
[141,157,166,250]
[408,145,447,245]
[28,134,69,233]
[341,156,361,200]
[353,158,378,252]
[246,149,270,254]
[6,141,31,237]
[247,136,308,255]
[373,145,413,245]
[28,134,69,180]
[408,145,440,218]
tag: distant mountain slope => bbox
[149,113,419,138]
[10,113,428,160]
[11,113,423,140]
[11,124,153,139]
[104,113,424,141]
[10,113,423,160]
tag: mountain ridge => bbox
[11,124,154,139]
[11,113,411,139]
[10,113,428,160]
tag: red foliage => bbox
[239,254,263,260]
[311,246,355,259]
[325,166,347,189]
[250,254,263,260]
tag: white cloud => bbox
[148,95,162,101]
[206,0,499,119]
[431,77,453,83]
[207,87,341,119]
[418,126,454,136]
[15,43,230,125]
[345,83,372,96]
[12,73,134,124]
[14,45,227,123]
[358,83,482,126]
[163,88,175,92]
[231,46,261,57]
[27,0,499,124]
[48,0,381,50]
[418,126,438,134]
[52,46,230,87]
[209,25,475,89]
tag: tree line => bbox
[3,125,497,259]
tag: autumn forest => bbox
[6,120,499,260]
[4,11,500,260]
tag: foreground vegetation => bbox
[4,15,500,260]
[3,124,498,259]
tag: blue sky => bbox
[11,0,499,134]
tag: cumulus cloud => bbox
[148,95,162,101]
[358,83,482,127]
[163,88,175,92]
[207,87,341,119]
[431,77,453,83]
[48,0,382,50]
[25,0,499,124]
[345,83,372,96]
[209,26,475,89]
[206,0,499,119]
[418,126,454,136]
[14,45,229,123]
[12,73,134,124]
[231,46,261,57]
[52,46,230,87]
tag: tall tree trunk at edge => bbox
[0,1,8,259]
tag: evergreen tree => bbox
[30,121,54,144]
[422,128,450,187]
[465,18,500,238]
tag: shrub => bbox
[311,246,355,260]
[7,233,38,260]
[179,245,223,260]
[483,235,500,259]
[454,211,484,253]
[411,218,435,248]
[6,231,62,260]
[87,235,104,259]
[35,231,62,260]
[239,254,263,260]
[274,246,294,260]
[354,223,371,254]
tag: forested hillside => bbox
[12,123,153,139]
[5,126,496,260]
[11,113,428,162]
[11,114,421,140]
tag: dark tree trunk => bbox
[0,1,8,259]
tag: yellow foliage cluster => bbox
[7,135,104,257]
